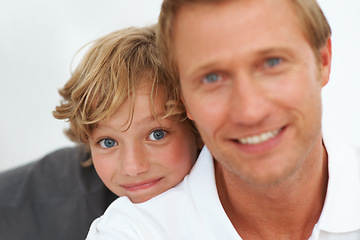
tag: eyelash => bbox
[203,73,221,84]
[147,129,168,141]
[98,138,118,149]
[96,129,168,148]
[263,57,283,69]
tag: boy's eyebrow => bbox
[97,112,167,131]
[134,112,167,126]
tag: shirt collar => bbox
[317,129,360,233]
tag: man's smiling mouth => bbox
[237,128,283,145]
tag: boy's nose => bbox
[119,147,150,177]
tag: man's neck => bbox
[215,143,328,240]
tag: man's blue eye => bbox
[265,58,282,68]
[148,129,166,141]
[99,138,117,148]
[203,73,220,83]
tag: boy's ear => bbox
[180,95,194,120]
[319,37,332,88]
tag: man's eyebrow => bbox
[183,61,219,80]
[184,47,293,77]
[256,47,292,55]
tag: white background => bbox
[0,0,359,172]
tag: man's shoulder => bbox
[319,135,360,235]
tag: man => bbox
[86,0,360,239]
[157,0,360,238]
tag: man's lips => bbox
[230,126,286,154]
[235,127,285,145]
[121,178,163,192]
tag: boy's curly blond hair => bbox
[54,25,190,145]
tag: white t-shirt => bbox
[87,131,360,240]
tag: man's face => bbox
[174,0,331,185]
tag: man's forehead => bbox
[173,0,299,38]
[173,0,303,77]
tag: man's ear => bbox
[319,37,332,87]
[181,94,194,120]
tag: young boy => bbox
[53,25,201,204]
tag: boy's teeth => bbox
[238,129,280,145]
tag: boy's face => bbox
[89,80,198,203]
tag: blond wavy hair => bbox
[54,25,189,145]
[157,0,332,90]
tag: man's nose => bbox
[228,74,271,125]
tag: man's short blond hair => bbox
[157,0,331,90]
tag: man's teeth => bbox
[238,129,281,145]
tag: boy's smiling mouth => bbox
[121,177,163,192]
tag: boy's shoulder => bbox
[87,147,239,240]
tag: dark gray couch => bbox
[0,146,117,240]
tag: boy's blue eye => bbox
[203,73,221,84]
[265,58,282,68]
[99,138,118,148]
[148,129,166,141]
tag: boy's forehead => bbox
[96,84,169,131]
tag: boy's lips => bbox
[121,178,163,192]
